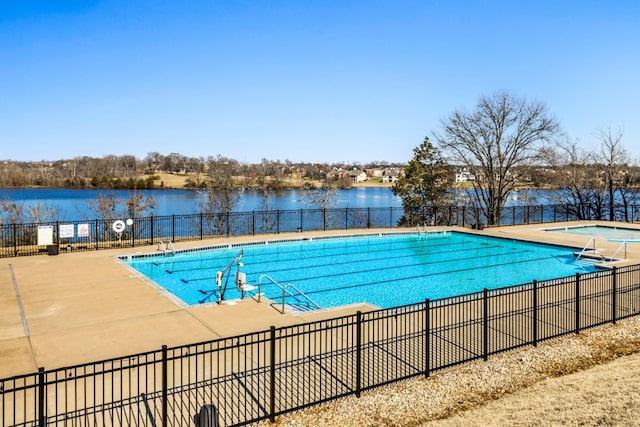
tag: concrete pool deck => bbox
[2,221,640,379]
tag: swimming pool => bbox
[545,224,640,241]
[124,232,597,310]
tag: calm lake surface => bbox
[0,187,402,221]
[0,187,564,222]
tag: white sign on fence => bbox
[78,223,89,237]
[59,224,75,239]
[37,225,53,246]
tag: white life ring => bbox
[112,220,126,233]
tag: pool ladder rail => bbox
[215,250,247,302]
[417,224,428,234]
[157,240,176,256]
[574,237,628,265]
[257,274,321,314]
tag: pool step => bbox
[286,303,317,312]
[573,252,609,268]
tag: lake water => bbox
[0,187,402,221]
[0,187,567,222]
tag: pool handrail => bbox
[216,250,244,302]
[157,240,176,256]
[257,274,322,314]
[608,239,640,260]
[575,237,599,262]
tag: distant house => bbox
[348,170,367,183]
[455,168,475,183]
[368,168,384,178]
[382,169,400,183]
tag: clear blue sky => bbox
[1,1,639,164]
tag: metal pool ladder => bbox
[257,274,321,313]
[574,237,604,263]
[157,240,176,256]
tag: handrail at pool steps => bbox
[156,239,175,255]
[575,237,603,262]
[215,250,245,302]
[258,273,322,313]
[609,239,640,260]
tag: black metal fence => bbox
[2,203,640,258]
[2,264,640,426]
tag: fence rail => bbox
[2,203,640,258]
[2,264,640,426]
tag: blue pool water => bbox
[546,225,640,241]
[124,232,597,310]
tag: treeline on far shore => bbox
[0,153,403,190]
[3,151,640,191]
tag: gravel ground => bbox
[260,316,640,426]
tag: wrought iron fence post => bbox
[150,217,155,245]
[356,311,362,397]
[252,211,255,235]
[533,280,538,347]
[131,219,135,248]
[277,210,280,234]
[171,215,175,242]
[162,345,168,427]
[575,273,581,334]
[323,208,327,231]
[612,266,617,324]
[424,299,430,378]
[269,326,276,422]
[345,207,348,229]
[367,207,371,228]
[38,367,46,427]
[13,223,17,256]
[300,209,303,231]
[540,205,545,223]
[483,288,489,361]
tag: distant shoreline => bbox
[0,182,395,191]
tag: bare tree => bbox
[596,127,631,220]
[87,191,156,221]
[87,192,124,221]
[303,182,338,230]
[197,156,243,235]
[0,199,25,225]
[434,92,560,226]
[544,128,637,222]
[546,139,605,220]
[255,159,280,232]
[0,198,61,225]
[125,191,157,218]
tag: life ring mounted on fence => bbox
[112,220,126,234]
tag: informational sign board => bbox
[78,223,89,237]
[37,225,54,246]
[59,224,75,239]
